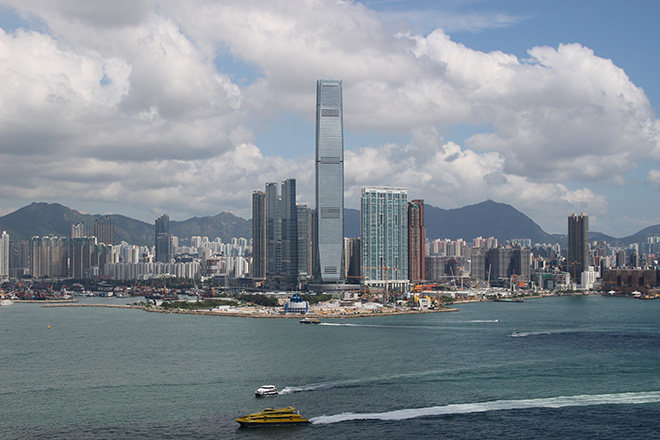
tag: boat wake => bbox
[509,329,581,337]
[280,379,363,394]
[320,320,499,329]
[310,391,660,424]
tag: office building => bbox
[280,178,298,282]
[155,214,172,263]
[315,79,344,283]
[252,191,266,280]
[408,199,425,283]
[265,182,280,278]
[297,204,311,279]
[361,187,409,293]
[568,213,589,284]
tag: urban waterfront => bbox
[1,295,660,439]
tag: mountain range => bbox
[0,201,656,248]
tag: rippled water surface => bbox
[1,295,659,439]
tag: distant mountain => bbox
[620,225,660,246]
[422,200,555,243]
[0,203,250,246]
[171,213,252,244]
[1,200,657,247]
[0,202,95,243]
[346,200,557,243]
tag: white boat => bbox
[255,385,278,397]
[0,299,12,306]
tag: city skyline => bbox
[1,1,659,237]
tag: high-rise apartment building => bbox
[0,231,9,277]
[94,216,114,245]
[408,199,425,283]
[71,222,89,238]
[568,213,589,284]
[361,187,409,293]
[315,79,344,283]
[30,236,67,278]
[155,214,172,263]
[70,236,97,279]
[252,191,266,280]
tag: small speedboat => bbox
[236,407,310,427]
[299,318,320,324]
[255,385,278,397]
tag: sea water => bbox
[1,295,659,439]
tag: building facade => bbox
[408,199,425,283]
[470,246,531,286]
[251,191,266,280]
[315,79,344,283]
[280,178,298,283]
[94,216,114,245]
[297,204,311,280]
[155,214,172,263]
[361,187,409,292]
[265,182,280,278]
[0,231,8,277]
[30,236,68,278]
[568,213,589,284]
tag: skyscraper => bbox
[251,191,266,280]
[296,204,311,279]
[315,79,344,283]
[361,187,409,293]
[265,182,280,278]
[0,231,9,277]
[568,213,589,284]
[70,222,89,238]
[94,216,114,245]
[280,178,298,282]
[408,199,426,283]
[30,236,67,278]
[155,214,172,263]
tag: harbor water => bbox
[1,295,660,439]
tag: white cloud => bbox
[343,128,608,233]
[647,169,660,186]
[0,0,658,236]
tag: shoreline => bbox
[41,302,459,318]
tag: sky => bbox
[0,0,659,238]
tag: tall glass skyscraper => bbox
[361,187,409,293]
[155,214,172,263]
[280,178,298,280]
[265,182,279,278]
[251,191,266,280]
[315,79,344,283]
[568,213,589,284]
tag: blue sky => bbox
[0,0,658,238]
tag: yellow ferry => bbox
[236,407,310,427]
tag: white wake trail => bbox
[310,391,660,424]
